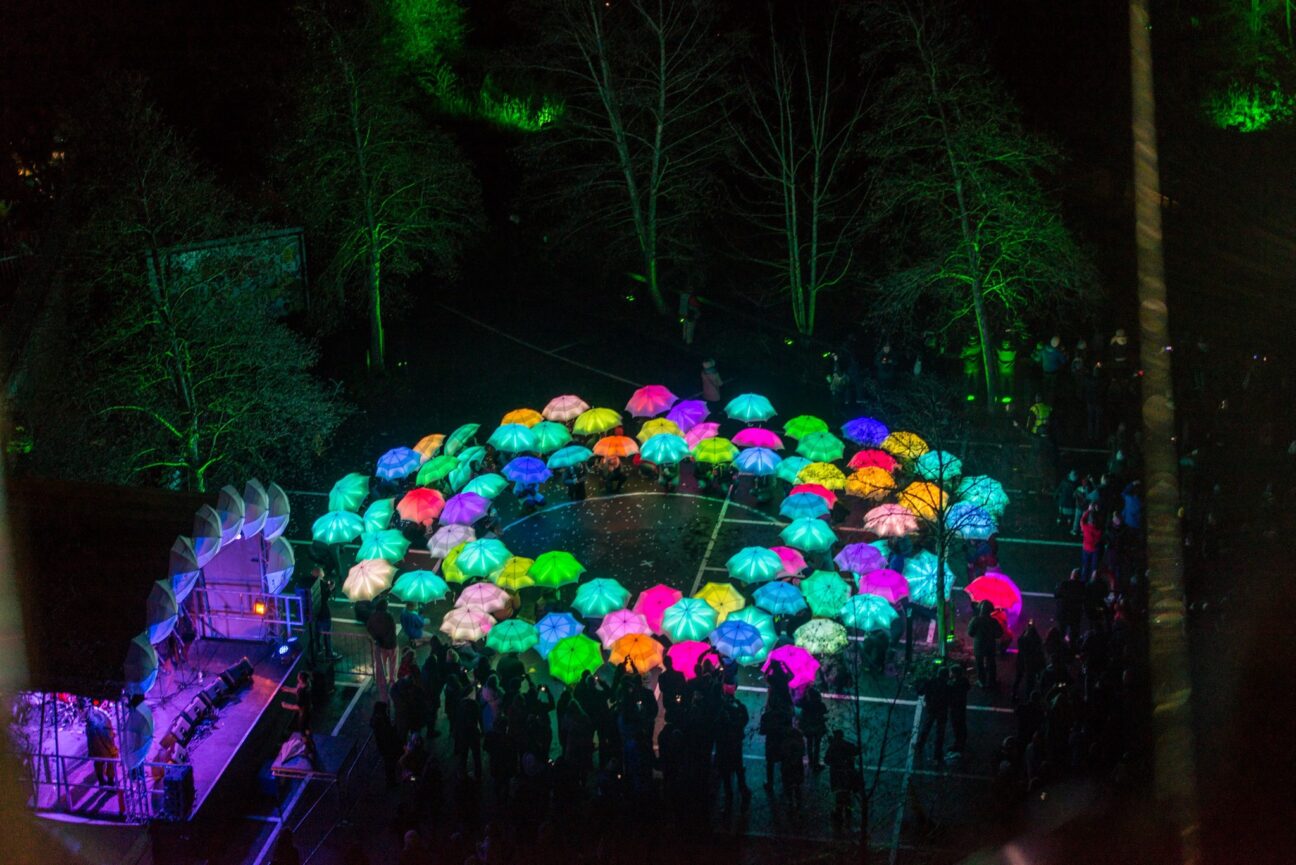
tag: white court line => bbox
[1021,591,1052,598]
[891,704,924,865]
[739,753,989,781]
[997,537,1081,547]
[691,490,734,595]
[735,684,1012,714]
[703,565,730,573]
[331,677,371,736]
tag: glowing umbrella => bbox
[530,421,572,454]
[732,427,784,449]
[903,551,956,608]
[898,482,947,521]
[447,463,474,494]
[328,473,369,512]
[956,475,1010,517]
[946,501,998,540]
[724,393,776,422]
[633,584,683,633]
[441,542,468,583]
[501,408,544,428]
[344,559,396,601]
[842,417,889,447]
[880,430,928,461]
[463,473,508,499]
[455,582,512,615]
[595,609,651,649]
[492,556,536,591]
[835,543,887,574]
[488,423,538,454]
[780,492,831,520]
[797,431,845,462]
[626,385,678,417]
[848,449,900,473]
[312,510,363,544]
[593,435,638,458]
[728,607,777,664]
[640,433,691,465]
[666,399,709,431]
[428,524,474,558]
[413,433,445,461]
[547,634,604,684]
[441,492,490,525]
[762,645,820,690]
[693,437,738,464]
[770,545,807,577]
[783,415,830,439]
[780,517,837,552]
[573,578,631,617]
[966,572,1022,615]
[684,422,721,448]
[397,488,444,525]
[795,618,849,655]
[840,594,899,631]
[457,538,512,577]
[536,612,584,658]
[863,503,920,537]
[392,570,450,604]
[710,619,764,659]
[790,483,838,507]
[547,444,594,469]
[487,619,539,654]
[637,418,683,442]
[503,456,553,486]
[463,446,490,469]
[543,394,589,422]
[529,551,585,588]
[661,597,719,642]
[574,407,622,436]
[915,449,962,483]
[356,529,410,563]
[124,633,158,696]
[800,570,851,616]
[610,633,665,672]
[725,546,784,583]
[417,455,459,485]
[363,498,396,535]
[857,568,909,604]
[796,462,847,490]
[695,581,745,622]
[735,446,781,476]
[440,607,493,642]
[666,641,720,680]
[445,423,481,456]
[753,580,807,615]
[845,467,895,500]
[376,447,421,481]
[146,581,177,644]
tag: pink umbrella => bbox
[666,640,720,680]
[762,645,820,691]
[789,483,837,508]
[595,609,652,649]
[967,571,1023,628]
[439,607,494,642]
[769,545,807,578]
[397,488,445,526]
[684,422,720,448]
[862,504,920,537]
[441,492,490,525]
[667,399,709,431]
[626,385,678,418]
[732,427,784,450]
[857,568,910,604]
[848,449,900,473]
[834,542,886,574]
[633,584,683,633]
[543,394,590,422]
[455,582,512,615]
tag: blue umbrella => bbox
[502,456,553,486]
[775,455,812,484]
[903,551,957,608]
[735,446,781,476]
[779,492,831,520]
[753,581,808,615]
[945,501,998,540]
[536,612,584,659]
[710,620,764,659]
[547,445,594,469]
[842,417,889,447]
[376,447,421,480]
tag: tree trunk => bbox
[367,233,385,373]
[969,276,999,410]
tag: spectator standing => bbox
[700,359,723,402]
[366,598,398,703]
[968,601,1004,689]
[796,686,828,769]
[946,665,971,753]
[1054,568,1087,644]
[913,666,951,764]
[1080,507,1103,577]
[1012,620,1046,701]
[825,730,860,825]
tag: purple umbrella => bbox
[842,417,890,447]
[502,456,552,486]
[666,399,709,431]
[857,568,910,604]
[834,542,887,574]
[440,492,490,525]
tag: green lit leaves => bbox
[1205,79,1296,132]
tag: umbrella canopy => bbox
[966,571,1023,617]
[840,594,899,631]
[376,447,421,481]
[725,546,784,583]
[842,417,889,447]
[797,431,845,462]
[457,445,487,468]
[488,423,538,454]
[417,455,459,485]
[637,418,683,442]
[463,473,508,499]
[898,481,947,521]
[780,492,831,520]
[413,433,445,461]
[455,582,512,615]
[445,423,481,456]
[543,394,589,422]
[124,633,159,696]
[610,633,665,673]
[501,408,544,428]
[666,399,709,431]
[724,393,776,422]
[573,578,631,617]
[146,581,178,644]
[775,456,813,484]
[486,619,539,654]
[796,462,847,490]
[753,580,807,615]
[732,427,784,449]
[695,581,746,622]
[530,421,572,454]
[710,619,764,660]
[626,385,678,417]
[845,467,896,500]
[800,570,852,616]
[795,618,849,655]
[440,607,494,642]
[770,545,808,577]
[735,446,781,476]
[492,556,536,591]
[441,543,468,584]
[692,437,738,464]
[356,529,410,563]
[780,517,837,552]
[529,551,586,587]
[665,640,720,680]
[783,414,830,439]
[328,473,370,512]
[344,559,396,601]
[362,497,394,534]
[789,483,838,507]
[595,609,651,649]
[457,538,512,577]
[397,488,444,525]
[547,444,594,469]
[548,634,604,684]
[661,597,719,642]
[856,569,910,604]
[574,407,622,436]
[536,612,584,658]
[684,422,721,448]
[727,607,777,664]
[593,435,639,458]
[640,433,691,465]
[956,475,1010,517]
[503,456,553,486]
[633,584,684,633]
[946,501,998,540]
[835,542,887,574]
[312,510,364,544]
[880,430,928,461]
[392,570,450,604]
[762,645,820,690]
[915,449,963,483]
[903,551,956,608]
[447,463,474,493]
[847,448,900,473]
[863,503,920,537]
[441,491,491,525]
[428,524,475,558]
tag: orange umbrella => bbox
[610,633,665,673]
[501,408,544,428]
[897,481,947,521]
[845,467,895,500]
[413,434,445,462]
[594,435,639,458]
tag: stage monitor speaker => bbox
[219,657,253,691]
[200,678,228,708]
[181,696,209,727]
[161,763,194,820]
[169,715,194,745]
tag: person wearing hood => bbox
[1055,470,1079,529]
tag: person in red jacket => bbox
[1080,506,1103,578]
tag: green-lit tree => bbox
[281,2,481,373]
[865,1,1093,408]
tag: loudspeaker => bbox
[201,677,229,706]
[169,715,194,744]
[161,763,194,820]
[219,657,253,691]
[181,696,209,727]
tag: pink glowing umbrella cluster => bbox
[626,385,678,418]
[732,427,784,449]
[762,645,820,691]
[856,568,910,604]
[633,584,683,633]
[769,545,807,578]
[666,640,720,680]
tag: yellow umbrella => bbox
[501,408,544,428]
[797,461,847,490]
[442,542,469,583]
[636,417,683,442]
[897,481,947,521]
[574,407,622,436]
[845,466,895,500]
[610,633,665,673]
[881,430,928,461]
[413,434,445,462]
[492,556,536,591]
[695,582,746,624]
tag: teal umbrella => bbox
[800,570,851,616]
[903,551,956,608]
[727,607,778,664]
[357,529,411,563]
[915,449,963,483]
[488,423,538,453]
[457,445,487,467]
[486,619,540,654]
[779,518,838,552]
[840,593,898,631]
[956,475,1010,517]
[640,433,691,465]
[573,578,631,617]
[457,538,512,577]
[417,455,458,485]
[328,473,369,512]
[463,473,508,499]
[447,463,474,492]
[724,393,777,422]
[661,597,718,642]
[775,456,812,484]
[312,510,363,544]
[796,431,845,463]
[392,570,450,604]
[725,546,784,583]
[547,445,594,469]
[752,581,806,615]
[363,498,395,534]
[531,421,572,454]
[445,423,480,456]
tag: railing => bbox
[11,750,151,822]
[327,630,375,678]
[189,586,304,643]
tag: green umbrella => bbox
[783,415,829,439]
[529,551,586,588]
[486,619,540,654]
[363,498,395,534]
[840,593,899,631]
[727,607,778,664]
[956,474,1010,517]
[547,445,594,469]
[312,510,363,544]
[392,570,450,604]
[640,433,691,465]
[775,456,812,484]
[463,473,508,499]
[794,618,849,655]
[796,431,845,462]
[573,578,631,617]
[356,529,411,563]
[488,423,538,453]
[573,407,622,436]
[445,423,481,456]
[457,538,512,577]
[693,437,738,464]
[417,454,459,485]
[547,633,604,685]
[779,518,838,552]
[328,473,369,512]
[531,421,572,454]
[661,597,718,642]
[800,570,851,616]
[724,393,776,422]
[725,546,784,583]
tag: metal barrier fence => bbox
[11,750,152,821]
[327,630,375,678]
[189,586,304,643]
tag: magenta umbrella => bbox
[762,645,820,691]
[633,584,684,633]
[967,571,1023,628]
[684,422,720,448]
[626,385,678,418]
[666,399,709,431]
[666,640,720,680]
[732,427,784,450]
[862,504,920,537]
[835,542,887,574]
[769,545,807,578]
[857,568,910,604]
[440,492,490,525]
